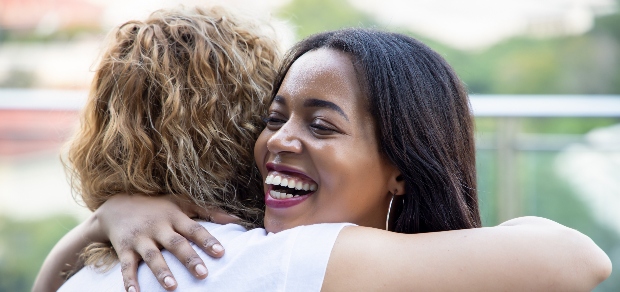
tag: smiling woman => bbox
[256,48,406,232]
[255,29,480,235]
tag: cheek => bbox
[317,142,386,194]
[254,130,270,168]
[313,145,390,224]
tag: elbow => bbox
[502,216,612,290]
[586,235,612,286]
[555,227,612,291]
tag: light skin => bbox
[34,48,612,292]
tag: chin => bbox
[263,215,287,233]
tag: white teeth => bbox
[269,190,296,200]
[269,190,278,199]
[266,173,319,197]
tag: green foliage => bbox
[277,1,620,95]
[277,0,379,40]
[592,0,620,42]
[0,25,103,44]
[0,215,79,292]
[450,34,620,94]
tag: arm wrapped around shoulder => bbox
[323,216,612,292]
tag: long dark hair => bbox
[272,28,481,233]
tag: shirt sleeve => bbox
[284,223,354,291]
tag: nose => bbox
[266,121,302,155]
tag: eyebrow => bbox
[304,98,349,120]
[273,95,349,121]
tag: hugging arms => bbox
[54,194,610,291]
[34,6,611,292]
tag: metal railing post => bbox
[496,117,521,222]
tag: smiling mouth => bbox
[265,173,318,200]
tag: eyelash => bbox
[310,120,337,134]
[263,114,339,135]
[263,116,285,125]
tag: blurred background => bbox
[1,0,619,290]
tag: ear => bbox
[387,168,405,197]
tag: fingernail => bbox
[164,276,176,288]
[127,286,136,292]
[195,264,208,276]
[212,243,224,253]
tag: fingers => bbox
[157,233,209,279]
[209,209,242,225]
[186,204,240,225]
[175,216,225,258]
[135,241,178,291]
[119,251,141,292]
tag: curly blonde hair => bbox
[65,5,278,239]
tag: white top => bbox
[58,222,351,291]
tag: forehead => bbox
[278,48,363,104]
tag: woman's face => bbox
[254,48,402,233]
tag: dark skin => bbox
[255,49,403,233]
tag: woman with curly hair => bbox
[34,6,279,290]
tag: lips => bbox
[265,173,318,199]
[263,165,318,208]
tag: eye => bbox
[310,119,338,136]
[263,113,286,130]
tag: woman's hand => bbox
[94,193,239,292]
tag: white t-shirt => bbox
[58,222,351,291]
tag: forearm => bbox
[326,216,612,291]
[33,214,105,292]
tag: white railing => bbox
[3,89,620,115]
[0,88,87,110]
[470,94,620,221]
[2,89,619,222]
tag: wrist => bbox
[81,212,108,243]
